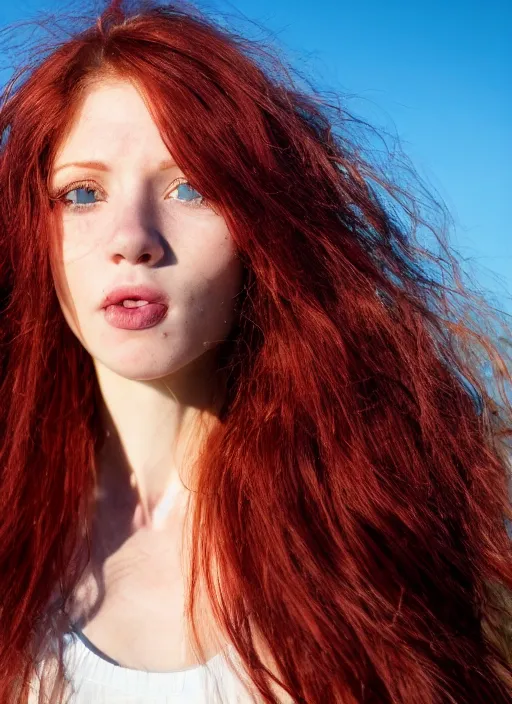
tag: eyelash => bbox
[51,177,208,214]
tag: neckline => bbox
[71,624,120,666]
[64,631,231,696]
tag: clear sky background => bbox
[1,0,510,315]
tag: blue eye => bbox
[64,186,100,206]
[54,179,206,213]
[169,181,204,205]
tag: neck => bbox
[93,353,221,530]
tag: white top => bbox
[32,631,255,704]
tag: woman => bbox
[0,1,511,702]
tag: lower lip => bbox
[103,303,168,330]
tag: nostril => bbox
[138,253,152,264]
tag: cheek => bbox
[60,216,106,299]
[59,256,93,314]
[61,223,103,268]
[179,254,243,348]
[52,233,99,340]
[188,242,242,310]
[53,264,86,341]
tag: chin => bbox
[91,341,208,382]
[110,366,175,382]
[97,355,185,381]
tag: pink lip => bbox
[101,285,169,309]
[101,285,169,331]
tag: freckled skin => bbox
[51,79,243,382]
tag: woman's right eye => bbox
[62,185,102,210]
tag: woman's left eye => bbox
[167,180,205,206]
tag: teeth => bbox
[122,299,149,308]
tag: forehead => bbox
[53,79,169,166]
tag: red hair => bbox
[0,1,511,702]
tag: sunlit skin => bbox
[49,79,244,670]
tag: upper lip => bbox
[101,285,169,308]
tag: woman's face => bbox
[50,79,243,381]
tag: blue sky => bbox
[1,0,510,314]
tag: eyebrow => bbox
[52,159,177,174]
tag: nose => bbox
[107,206,165,266]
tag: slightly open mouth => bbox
[119,299,149,308]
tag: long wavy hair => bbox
[0,1,511,702]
